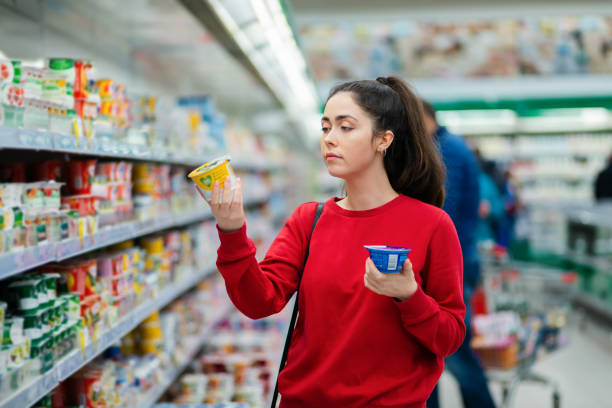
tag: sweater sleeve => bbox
[394,212,466,357]
[216,202,318,320]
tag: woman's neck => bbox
[338,166,399,211]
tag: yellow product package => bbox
[188,155,236,200]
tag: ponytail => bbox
[327,77,446,208]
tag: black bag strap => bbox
[271,202,324,408]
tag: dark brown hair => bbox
[421,99,436,121]
[327,76,446,208]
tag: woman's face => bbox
[321,92,379,179]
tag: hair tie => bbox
[376,77,397,93]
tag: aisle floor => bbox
[438,320,612,408]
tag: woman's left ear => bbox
[378,130,394,152]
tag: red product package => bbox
[51,380,68,408]
[67,160,97,194]
[59,263,87,299]
[83,260,98,296]
[111,254,124,277]
[68,370,104,408]
[0,162,26,182]
[33,160,62,181]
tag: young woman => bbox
[204,77,466,408]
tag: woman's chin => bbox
[326,168,345,179]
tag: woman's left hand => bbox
[364,258,418,301]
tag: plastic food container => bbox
[48,58,75,80]
[67,160,97,195]
[42,181,63,210]
[139,324,163,341]
[30,277,50,308]
[42,273,60,301]
[22,182,45,211]
[8,280,40,311]
[33,160,62,182]
[97,256,112,278]
[62,294,81,322]
[139,339,163,355]
[61,194,98,217]
[363,245,411,273]
[22,309,43,340]
[142,236,164,255]
[180,373,208,399]
[0,183,23,208]
[57,264,86,299]
[39,308,51,335]
[133,163,153,180]
[188,155,236,201]
[3,317,24,346]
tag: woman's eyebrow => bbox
[321,115,358,122]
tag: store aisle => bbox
[439,321,612,408]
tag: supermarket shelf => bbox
[0,193,271,280]
[0,126,284,171]
[0,242,56,278]
[0,265,218,408]
[564,251,612,276]
[138,302,235,408]
[0,209,214,281]
[572,292,612,326]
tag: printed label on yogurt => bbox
[19,297,38,311]
[387,254,399,270]
[24,328,41,339]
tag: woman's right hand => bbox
[200,176,245,233]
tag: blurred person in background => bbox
[499,169,519,247]
[477,157,506,244]
[595,152,612,201]
[423,101,496,408]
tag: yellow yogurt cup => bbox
[188,155,236,200]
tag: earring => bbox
[381,148,387,157]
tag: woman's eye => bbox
[341,126,352,131]
[321,126,330,133]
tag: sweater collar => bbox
[327,195,407,217]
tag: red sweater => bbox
[216,195,466,407]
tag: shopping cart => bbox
[473,244,578,408]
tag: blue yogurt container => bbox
[364,245,411,273]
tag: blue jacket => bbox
[477,171,505,243]
[436,126,481,269]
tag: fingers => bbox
[231,178,243,209]
[400,258,413,276]
[365,257,384,280]
[221,176,232,207]
[364,258,384,292]
[211,181,221,206]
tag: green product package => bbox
[11,207,23,228]
[43,274,60,301]
[22,308,43,340]
[39,307,51,334]
[48,58,74,71]
[7,280,39,311]
[11,61,21,84]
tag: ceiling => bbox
[0,0,277,117]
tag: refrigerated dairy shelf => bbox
[0,194,270,281]
[0,264,221,408]
[0,209,211,280]
[0,126,284,171]
[137,302,235,408]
